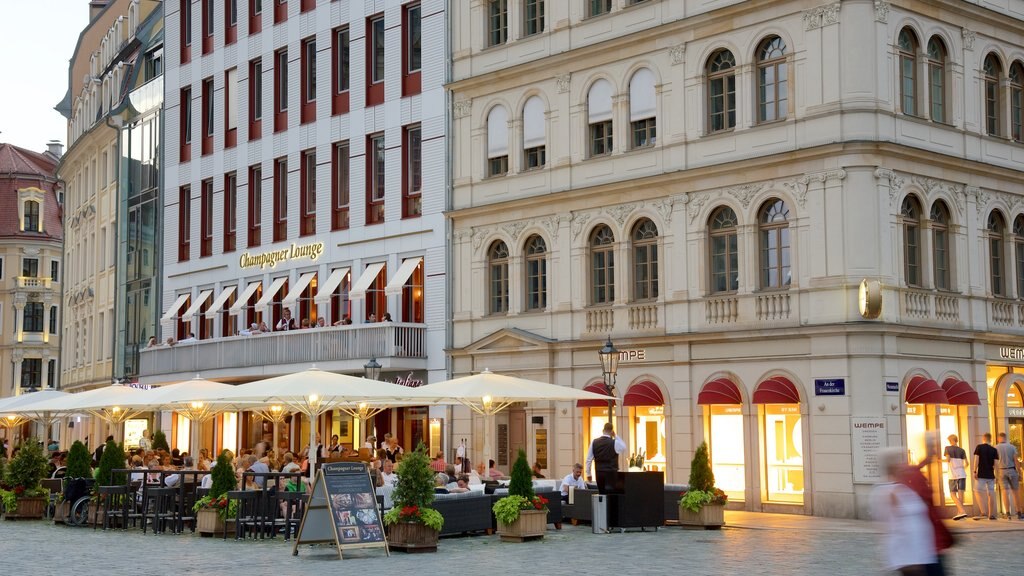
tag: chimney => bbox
[89,0,109,21]
[46,140,64,159]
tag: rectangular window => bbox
[367,133,385,225]
[589,121,612,156]
[524,0,544,37]
[248,164,262,247]
[144,48,163,81]
[180,87,192,162]
[274,0,287,24]
[589,0,611,17]
[487,0,507,47]
[50,260,59,283]
[403,3,422,96]
[49,306,58,335]
[202,0,214,54]
[249,58,263,140]
[332,141,350,230]
[21,358,42,388]
[367,15,385,106]
[22,257,38,278]
[249,0,262,34]
[224,172,237,252]
[226,0,238,45]
[332,27,350,115]
[225,68,238,147]
[524,146,546,170]
[181,0,192,63]
[986,78,1000,136]
[301,37,316,124]
[488,156,508,177]
[300,149,316,236]
[274,48,288,132]
[992,237,1004,296]
[201,179,214,257]
[1013,86,1023,143]
[179,186,191,262]
[403,125,422,218]
[202,77,214,155]
[300,0,314,12]
[273,156,288,241]
[631,117,656,148]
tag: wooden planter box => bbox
[52,501,68,524]
[197,508,228,536]
[87,502,104,527]
[387,521,439,553]
[678,503,725,530]
[497,509,546,542]
[3,496,47,520]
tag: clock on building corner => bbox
[858,279,882,319]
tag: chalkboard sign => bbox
[292,461,388,559]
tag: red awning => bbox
[577,382,613,408]
[623,381,665,407]
[941,378,981,406]
[752,376,801,404]
[905,376,949,404]
[697,378,743,405]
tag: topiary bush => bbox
[392,441,435,510]
[65,440,92,479]
[208,450,237,499]
[507,449,535,501]
[688,441,715,493]
[6,439,48,492]
[94,439,127,489]
[151,430,169,452]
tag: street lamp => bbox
[363,357,382,381]
[598,337,619,425]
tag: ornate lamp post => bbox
[598,337,619,425]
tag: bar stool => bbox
[276,491,306,540]
[147,486,178,534]
[96,485,128,531]
[227,490,262,540]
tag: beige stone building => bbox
[447,0,1024,518]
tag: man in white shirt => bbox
[943,434,969,520]
[381,459,398,487]
[560,463,586,502]
[585,423,626,494]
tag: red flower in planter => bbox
[400,505,420,520]
[13,486,25,496]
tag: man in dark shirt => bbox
[973,433,999,520]
[586,423,626,494]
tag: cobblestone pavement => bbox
[1,519,1022,576]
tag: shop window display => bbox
[763,404,803,503]
[709,405,744,501]
[629,406,666,472]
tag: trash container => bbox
[592,494,608,534]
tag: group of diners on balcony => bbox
[149,309,394,348]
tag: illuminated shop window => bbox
[629,405,665,472]
[709,405,745,501]
[763,404,803,503]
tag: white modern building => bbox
[147,0,447,454]
[447,0,1024,518]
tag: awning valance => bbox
[697,377,743,405]
[315,267,350,303]
[180,290,212,322]
[204,286,237,319]
[228,282,261,315]
[940,378,981,406]
[349,262,386,300]
[623,381,665,407]
[384,257,423,295]
[254,276,288,308]
[282,272,317,306]
[160,293,191,322]
[752,376,801,404]
[905,376,949,404]
[577,383,612,408]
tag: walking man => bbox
[944,434,969,520]
[994,432,1023,520]
[973,433,999,520]
[586,422,626,494]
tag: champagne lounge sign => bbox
[240,241,325,269]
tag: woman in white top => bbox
[870,447,937,575]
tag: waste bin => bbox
[592,494,608,534]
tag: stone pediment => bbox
[462,328,555,353]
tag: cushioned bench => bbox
[432,491,494,537]
[565,484,689,525]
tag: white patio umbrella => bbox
[27,384,148,442]
[415,369,614,479]
[187,367,435,482]
[0,390,71,439]
[135,377,240,459]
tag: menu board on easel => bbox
[292,461,388,559]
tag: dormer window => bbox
[23,200,40,232]
[18,188,46,233]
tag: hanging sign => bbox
[292,461,388,559]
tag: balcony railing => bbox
[140,323,426,380]
[16,276,52,289]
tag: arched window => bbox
[709,207,738,293]
[590,225,615,305]
[707,50,736,133]
[988,211,1006,296]
[629,68,657,148]
[985,54,1002,136]
[901,196,923,287]
[587,79,614,157]
[1011,62,1023,142]
[487,105,509,176]
[1015,216,1024,298]
[23,200,40,232]
[524,235,547,311]
[523,96,546,170]
[631,218,659,300]
[927,38,946,122]
[756,36,788,123]
[488,240,509,314]
[759,199,790,289]
[931,201,951,291]
[898,28,918,115]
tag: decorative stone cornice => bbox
[803,3,840,30]
[555,73,571,94]
[687,192,712,224]
[571,211,592,240]
[962,29,976,51]
[874,1,889,24]
[782,176,811,208]
[605,203,637,226]
[502,220,529,240]
[724,182,769,209]
[453,100,472,119]
[669,44,685,66]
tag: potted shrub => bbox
[678,442,727,529]
[151,430,169,452]
[89,439,126,525]
[1,439,50,519]
[493,449,548,542]
[383,442,443,552]
[193,450,238,536]
[53,441,92,523]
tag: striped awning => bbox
[752,376,801,404]
[623,381,665,407]
[905,376,949,405]
[940,378,981,406]
[697,377,743,405]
